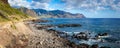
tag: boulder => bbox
[98,33,108,36]
[79,43,90,48]
[96,33,109,38]
[74,32,88,40]
[90,44,98,48]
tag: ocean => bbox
[39,18,120,48]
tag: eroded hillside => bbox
[0,0,29,22]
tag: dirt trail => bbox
[0,22,33,48]
[0,21,79,48]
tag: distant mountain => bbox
[18,7,85,18]
[32,9,85,18]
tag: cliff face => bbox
[19,7,38,17]
[0,1,31,47]
[0,0,31,48]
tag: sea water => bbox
[39,18,120,48]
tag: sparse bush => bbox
[0,0,29,22]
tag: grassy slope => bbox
[0,0,29,22]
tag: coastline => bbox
[27,19,120,48]
[25,19,80,48]
[0,19,81,48]
[25,19,109,48]
[0,19,117,48]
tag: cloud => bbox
[8,0,120,11]
[8,0,53,10]
[8,0,30,8]
[61,0,120,11]
[33,0,51,3]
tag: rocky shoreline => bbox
[0,19,115,48]
[25,20,81,48]
[25,19,112,48]
[25,20,114,48]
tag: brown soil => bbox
[0,20,80,48]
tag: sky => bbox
[8,0,120,18]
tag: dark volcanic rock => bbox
[95,32,109,39]
[98,33,108,36]
[36,25,53,29]
[79,43,90,48]
[32,19,49,23]
[90,44,99,48]
[57,24,81,28]
[74,32,88,40]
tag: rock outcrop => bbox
[19,7,38,17]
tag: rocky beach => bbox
[0,18,119,48]
[25,20,80,48]
[0,0,120,48]
[28,18,120,48]
[24,19,114,48]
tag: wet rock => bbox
[79,43,90,48]
[32,19,50,23]
[46,29,59,36]
[57,24,81,28]
[98,33,108,36]
[74,32,88,40]
[116,41,120,44]
[36,25,54,29]
[47,29,66,35]
[96,33,109,38]
[90,44,98,48]
[47,29,56,32]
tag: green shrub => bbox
[0,0,29,22]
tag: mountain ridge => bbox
[18,7,85,18]
[32,9,85,18]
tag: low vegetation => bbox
[0,0,29,22]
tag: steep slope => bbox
[0,0,28,22]
[19,7,38,17]
[33,9,85,18]
[0,0,32,48]
[50,10,85,18]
